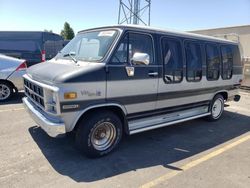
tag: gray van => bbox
[22,25,243,158]
[0,31,65,66]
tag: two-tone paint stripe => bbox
[60,85,239,113]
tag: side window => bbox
[111,32,154,64]
[111,34,129,63]
[206,44,220,80]
[221,45,233,79]
[161,37,183,83]
[185,41,202,82]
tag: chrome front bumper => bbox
[23,97,66,137]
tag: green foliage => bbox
[60,22,75,40]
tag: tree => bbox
[44,29,53,33]
[60,22,75,40]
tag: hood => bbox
[27,60,106,84]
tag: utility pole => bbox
[118,0,151,26]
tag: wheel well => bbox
[73,106,129,135]
[0,79,16,92]
[216,91,228,101]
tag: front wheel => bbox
[206,94,224,121]
[75,111,123,158]
[0,81,13,102]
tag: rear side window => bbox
[206,44,220,80]
[185,41,202,82]
[161,37,183,83]
[221,45,233,79]
[111,32,154,64]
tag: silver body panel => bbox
[156,75,242,110]
[129,113,211,134]
[129,106,209,131]
[0,54,26,90]
[107,78,158,114]
[8,70,26,90]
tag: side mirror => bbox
[131,52,150,65]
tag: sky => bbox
[0,0,250,34]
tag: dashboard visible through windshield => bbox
[56,30,118,62]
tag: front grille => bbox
[24,78,45,108]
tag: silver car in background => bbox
[0,54,27,101]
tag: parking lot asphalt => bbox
[0,91,249,188]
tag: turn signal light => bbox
[64,92,77,99]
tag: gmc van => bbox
[22,25,242,158]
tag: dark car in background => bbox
[0,31,65,66]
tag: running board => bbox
[128,106,210,135]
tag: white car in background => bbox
[0,54,27,101]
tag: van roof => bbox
[79,24,238,45]
[0,31,61,39]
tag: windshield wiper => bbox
[63,51,77,63]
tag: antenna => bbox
[118,0,151,26]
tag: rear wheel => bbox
[206,94,224,121]
[75,111,123,158]
[0,81,13,102]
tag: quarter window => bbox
[161,38,183,83]
[185,41,202,81]
[206,44,220,80]
[111,33,154,64]
[221,46,233,79]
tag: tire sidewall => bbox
[210,95,224,120]
[0,82,13,102]
[87,116,122,156]
[76,111,122,158]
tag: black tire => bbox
[206,94,224,121]
[75,110,123,158]
[0,81,13,102]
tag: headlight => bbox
[45,90,58,114]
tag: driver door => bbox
[106,32,159,115]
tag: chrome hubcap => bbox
[212,98,223,118]
[0,84,11,100]
[91,122,116,151]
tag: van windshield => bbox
[56,30,118,62]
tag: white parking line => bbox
[140,134,250,188]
